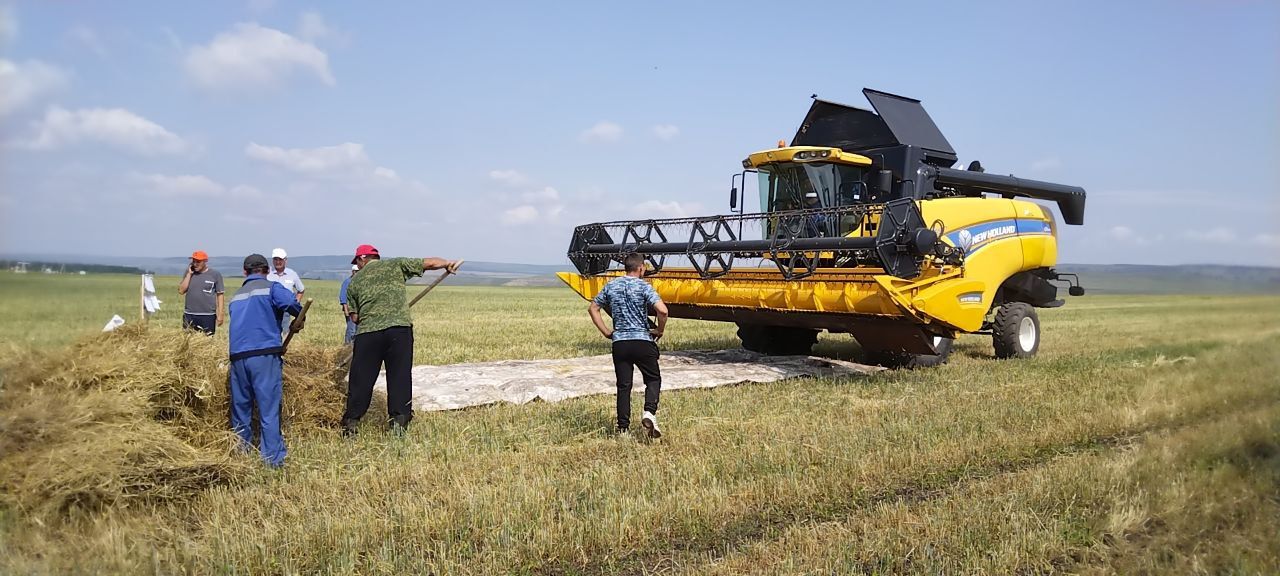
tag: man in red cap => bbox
[342,244,460,436]
[178,249,224,335]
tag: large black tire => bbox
[736,324,819,356]
[992,302,1040,359]
[865,336,954,369]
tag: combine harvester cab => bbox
[558,89,1087,368]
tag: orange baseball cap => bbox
[191,250,209,261]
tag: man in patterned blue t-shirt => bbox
[588,253,670,438]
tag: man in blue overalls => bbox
[227,253,304,467]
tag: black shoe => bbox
[341,419,359,438]
[389,415,412,436]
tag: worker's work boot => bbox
[389,414,412,436]
[340,418,359,438]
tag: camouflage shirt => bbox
[346,257,424,335]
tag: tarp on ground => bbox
[369,349,882,411]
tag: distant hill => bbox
[1,253,568,287]
[1062,264,1280,294]
[3,253,1277,293]
[0,259,145,275]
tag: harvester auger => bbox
[559,88,1087,368]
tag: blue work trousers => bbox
[229,354,287,467]
[344,318,357,344]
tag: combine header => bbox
[559,89,1087,367]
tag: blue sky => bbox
[1,0,1276,266]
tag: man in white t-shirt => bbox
[267,247,306,335]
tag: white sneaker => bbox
[641,411,662,439]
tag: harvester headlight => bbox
[820,150,830,158]
[742,159,751,169]
[796,151,809,159]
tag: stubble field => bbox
[0,271,1277,574]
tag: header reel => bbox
[567,198,954,281]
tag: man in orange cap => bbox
[178,249,225,335]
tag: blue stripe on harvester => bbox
[944,218,1052,259]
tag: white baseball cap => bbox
[271,248,287,259]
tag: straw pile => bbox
[0,324,347,521]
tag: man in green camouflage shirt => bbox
[343,244,460,436]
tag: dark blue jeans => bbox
[183,313,216,335]
[229,354,286,467]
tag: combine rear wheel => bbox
[992,302,1040,359]
[736,324,819,356]
[865,336,954,369]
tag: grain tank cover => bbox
[861,89,955,156]
[791,89,955,157]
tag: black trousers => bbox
[182,313,216,335]
[345,326,415,424]
[612,339,661,429]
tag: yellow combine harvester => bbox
[559,89,1087,367]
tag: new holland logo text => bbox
[970,225,1016,245]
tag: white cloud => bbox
[68,25,107,58]
[521,186,559,203]
[501,205,539,225]
[372,166,399,181]
[297,11,335,42]
[246,141,369,174]
[135,173,224,197]
[1184,227,1237,244]
[1029,156,1061,173]
[1108,225,1136,241]
[579,121,623,143]
[185,23,334,90]
[652,124,680,140]
[245,141,425,197]
[489,169,529,187]
[1254,233,1280,248]
[632,200,702,219]
[228,184,263,199]
[19,106,188,155]
[0,59,70,116]
[1106,225,1151,245]
[0,5,17,45]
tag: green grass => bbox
[1,271,1278,574]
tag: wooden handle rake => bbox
[281,298,313,355]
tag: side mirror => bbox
[729,187,738,210]
[1069,286,1085,296]
[876,170,893,194]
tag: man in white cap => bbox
[267,247,305,335]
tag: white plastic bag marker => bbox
[102,314,125,332]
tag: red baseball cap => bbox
[351,244,379,264]
[191,250,209,261]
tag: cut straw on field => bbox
[0,324,346,522]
